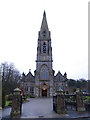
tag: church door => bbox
[42,89,47,96]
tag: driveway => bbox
[21,98,66,118]
[2,98,90,119]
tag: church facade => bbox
[21,11,68,97]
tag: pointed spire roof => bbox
[43,10,46,17]
[40,10,49,31]
[39,11,50,40]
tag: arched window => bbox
[25,86,28,92]
[40,65,49,80]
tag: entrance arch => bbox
[42,88,47,96]
[40,83,49,97]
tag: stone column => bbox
[53,88,66,114]
[10,88,22,118]
[35,87,39,97]
[76,88,85,111]
[28,86,30,93]
[50,87,53,97]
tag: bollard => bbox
[10,88,22,118]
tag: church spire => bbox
[40,10,49,31]
[39,11,50,40]
[43,10,46,17]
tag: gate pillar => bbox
[76,88,85,111]
[53,88,66,114]
[10,88,22,118]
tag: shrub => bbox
[5,101,12,106]
[28,94,35,98]
[7,94,13,101]
[73,88,76,93]
[22,96,27,103]
[66,91,69,94]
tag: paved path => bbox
[21,98,68,118]
[2,98,90,119]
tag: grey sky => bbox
[0,0,88,80]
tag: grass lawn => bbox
[5,101,12,107]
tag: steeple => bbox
[39,11,50,40]
[44,10,46,16]
[40,11,49,31]
[36,11,52,69]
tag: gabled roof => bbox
[22,71,35,82]
[55,71,63,77]
[54,71,66,82]
[27,71,34,78]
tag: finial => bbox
[29,69,31,72]
[43,10,46,17]
[64,72,67,78]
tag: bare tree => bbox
[1,62,21,95]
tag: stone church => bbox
[21,11,68,97]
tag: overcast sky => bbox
[0,0,88,80]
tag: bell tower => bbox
[35,11,54,97]
[36,11,53,69]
